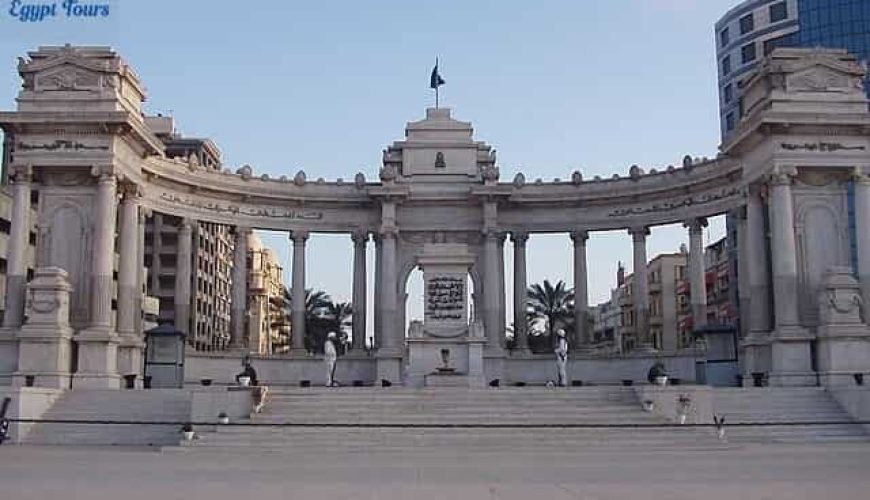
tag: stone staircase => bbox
[711,387,867,443]
[186,387,722,453]
[23,389,191,446]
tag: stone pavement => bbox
[2,443,869,499]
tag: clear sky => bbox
[1,0,737,330]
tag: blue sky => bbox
[1,0,736,327]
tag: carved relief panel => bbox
[793,172,850,326]
[37,188,95,329]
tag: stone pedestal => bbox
[12,268,74,389]
[0,329,18,386]
[407,320,486,388]
[769,327,815,386]
[740,333,772,387]
[815,268,870,386]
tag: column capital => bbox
[481,228,500,240]
[570,229,589,243]
[235,225,252,237]
[9,163,33,184]
[379,228,398,239]
[290,229,310,243]
[351,229,369,245]
[852,166,870,185]
[497,232,508,245]
[683,217,708,232]
[90,164,117,183]
[179,218,195,233]
[138,207,152,223]
[628,226,649,241]
[511,231,529,245]
[767,165,798,186]
[118,180,142,201]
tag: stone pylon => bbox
[14,267,75,389]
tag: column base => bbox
[13,371,71,389]
[769,326,815,387]
[0,327,19,386]
[740,330,772,386]
[73,327,121,390]
[16,325,74,389]
[117,334,145,389]
[376,353,402,385]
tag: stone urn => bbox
[238,376,251,387]
[654,375,668,386]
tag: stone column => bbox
[351,230,368,351]
[116,184,144,384]
[136,208,149,337]
[74,166,121,389]
[735,208,751,339]
[230,226,249,349]
[768,170,801,329]
[379,230,398,350]
[483,230,502,350]
[289,230,309,352]
[511,231,529,352]
[767,167,812,386]
[746,186,771,334]
[0,165,32,385]
[571,230,590,349]
[853,168,870,321]
[685,217,708,330]
[373,234,382,349]
[498,233,507,340]
[741,187,773,385]
[3,164,32,329]
[629,226,652,350]
[174,219,193,337]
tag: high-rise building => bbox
[143,117,235,352]
[716,0,870,139]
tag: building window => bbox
[722,55,731,76]
[724,83,733,104]
[720,27,730,47]
[725,112,736,132]
[0,218,10,234]
[739,13,754,35]
[741,42,757,64]
[769,1,787,23]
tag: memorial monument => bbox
[0,45,868,389]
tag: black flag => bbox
[430,60,445,89]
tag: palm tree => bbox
[282,287,334,352]
[324,301,353,334]
[527,279,574,338]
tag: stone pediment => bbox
[786,65,863,93]
[34,64,105,92]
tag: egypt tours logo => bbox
[7,0,110,22]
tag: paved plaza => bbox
[1,442,869,499]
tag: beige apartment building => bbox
[143,117,235,352]
[247,233,289,355]
[0,187,37,324]
[611,252,688,353]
